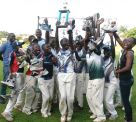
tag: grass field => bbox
[0,47,136,122]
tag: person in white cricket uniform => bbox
[55,25,76,122]
[22,43,43,115]
[102,45,118,120]
[1,43,27,121]
[74,35,86,109]
[84,18,106,122]
[38,44,57,118]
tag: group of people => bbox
[0,17,135,122]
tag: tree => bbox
[125,27,136,38]
[119,26,128,33]
[0,31,9,39]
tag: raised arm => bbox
[67,28,74,51]
[113,32,124,48]
[44,18,50,44]
[109,33,116,60]
[67,19,75,51]
[84,31,90,51]
[55,26,60,51]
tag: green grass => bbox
[0,47,136,122]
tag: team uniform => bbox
[1,50,26,121]
[38,52,55,117]
[51,48,59,103]
[57,49,76,121]
[38,38,46,50]
[22,52,43,115]
[86,52,106,122]
[103,56,118,120]
[75,48,86,108]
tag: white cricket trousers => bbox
[4,73,25,114]
[104,83,117,116]
[83,73,89,94]
[86,78,105,118]
[38,77,54,115]
[53,73,59,103]
[23,75,40,112]
[75,73,84,107]
[14,74,25,107]
[58,73,76,117]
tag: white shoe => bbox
[67,116,72,121]
[93,117,106,122]
[42,113,48,118]
[1,112,13,121]
[1,79,15,88]
[32,109,38,113]
[47,112,51,116]
[90,114,97,119]
[114,103,122,108]
[22,109,32,115]
[61,116,66,122]
[109,114,118,120]
[122,107,125,111]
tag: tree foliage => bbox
[0,31,9,39]
[125,27,136,38]
[119,26,136,38]
[119,25,128,33]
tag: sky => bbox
[0,0,136,35]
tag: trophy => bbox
[38,17,53,32]
[82,13,100,35]
[56,1,70,28]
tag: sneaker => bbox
[32,109,38,113]
[122,107,125,111]
[47,112,51,116]
[1,112,13,121]
[93,117,106,122]
[90,114,97,119]
[61,116,66,122]
[114,103,122,108]
[42,113,48,118]
[109,114,118,120]
[22,109,32,115]
[105,112,111,119]
[67,116,72,121]
[1,79,15,88]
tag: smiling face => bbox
[76,42,83,51]
[43,44,51,53]
[123,38,135,50]
[35,29,42,39]
[60,38,69,50]
[33,44,41,55]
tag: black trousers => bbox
[120,81,133,121]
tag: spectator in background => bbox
[0,33,16,95]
